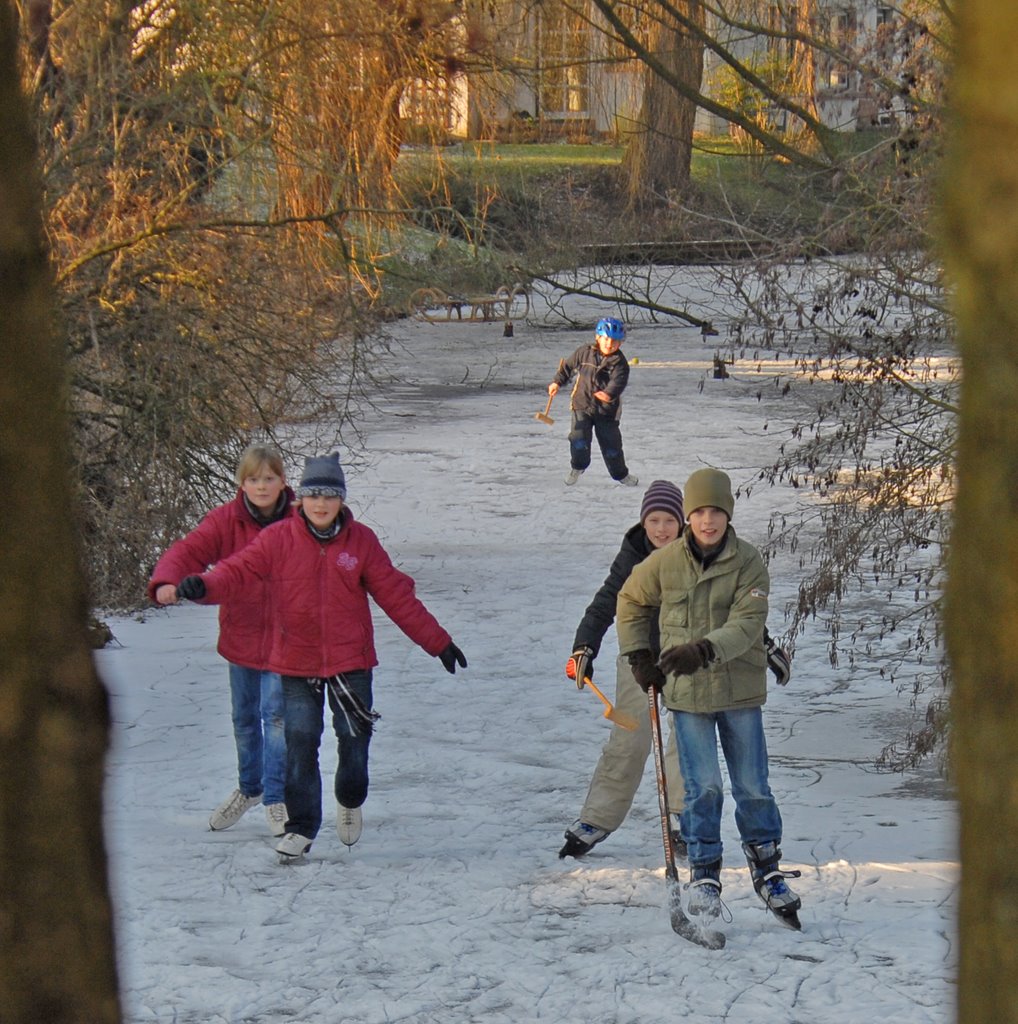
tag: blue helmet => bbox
[595,317,625,342]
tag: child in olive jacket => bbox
[616,468,802,928]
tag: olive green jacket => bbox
[616,525,769,712]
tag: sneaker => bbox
[265,802,288,837]
[558,820,610,859]
[687,860,722,918]
[618,474,639,487]
[276,832,312,861]
[208,789,260,831]
[337,804,363,846]
[565,468,584,486]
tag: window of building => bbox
[829,64,851,90]
[603,0,651,68]
[830,5,858,45]
[536,1,590,117]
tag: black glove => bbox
[628,650,666,693]
[658,640,714,678]
[765,636,791,686]
[566,645,595,688]
[176,575,206,601]
[438,641,467,674]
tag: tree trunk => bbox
[942,2,1018,1021]
[621,0,704,209]
[0,5,121,1022]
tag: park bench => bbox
[408,283,530,325]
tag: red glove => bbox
[565,646,594,688]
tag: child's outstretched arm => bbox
[175,529,274,605]
[147,511,231,604]
[361,539,466,672]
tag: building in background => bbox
[401,1,917,142]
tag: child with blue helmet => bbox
[547,317,638,486]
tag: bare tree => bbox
[0,3,120,1020]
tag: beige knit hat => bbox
[683,468,735,519]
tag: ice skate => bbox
[618,474,639,487]
[265,802,288,837]
[558,820,610,859]
[686,860,723,919]
[208,789,260,831]
[337,804,363,847]
[565,468,584,486]
[743,841,802,929]
[276,832,312,862]
[668,813,688,863]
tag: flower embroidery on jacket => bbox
[336,552,359,572]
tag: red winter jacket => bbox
[197,510,451,678]
[147,489,296,669]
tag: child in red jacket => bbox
[148,445,295,838]
[177,452,467,862]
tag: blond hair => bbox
[235,444,285,486]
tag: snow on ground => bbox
[98,273,956,1023]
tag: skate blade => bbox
[775,910,802,930]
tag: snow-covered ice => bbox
[99,275,956,1023]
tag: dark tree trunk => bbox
[943,2,1018,1021]
[621,1,705,209]
[0,5,121,1022]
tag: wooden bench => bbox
[409,283,530,324]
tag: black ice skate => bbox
[686,860,723,919]
[743,841,802,930]
[558,820,610,859]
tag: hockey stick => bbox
[582,676,638,731]
[648,689,726,950]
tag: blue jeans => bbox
[282,671,373,840]
[228,662,286,805]
[672,706,782,867]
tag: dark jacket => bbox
[147,488,296,669]
[197,508,451,678]
[573,522,661,659]
[553,343,630,417]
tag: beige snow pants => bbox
[578,655,684,832]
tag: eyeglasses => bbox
[299,488,343,499]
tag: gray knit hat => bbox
[683,468,735,519]
[640,480,684,526]
[296,452,347,499]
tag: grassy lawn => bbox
[387,131,890,302]
[400,135,811,205]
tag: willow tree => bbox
[942,1,1018,1019]
[15,0,466,607]
[617,0,706,207]
[0,3,120,1020]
